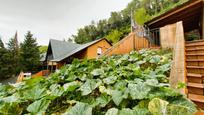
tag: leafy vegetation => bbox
[0,49,197,114]
[39,46,48,54]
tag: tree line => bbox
[0,31,41,79]
[71,0,188,44]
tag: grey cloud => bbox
[0,0,131,45]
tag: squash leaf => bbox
[63,102,92,115]
[27,99,51,114]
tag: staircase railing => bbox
[144,26,161,47]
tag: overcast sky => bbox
[0,0,131,45]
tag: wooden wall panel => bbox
[160,24,176,48]
[86,39,112,59]
[169,21,186,94]
[104,32,149,56]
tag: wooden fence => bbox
[102,32,150,56]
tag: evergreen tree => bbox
[7,34,20,75]
[0,38,4,48]
[20,31,40,72]
[0,39,14,79]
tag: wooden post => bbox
[133,33,136,51]
[202,1,204,39]
[169,21,186,94]
[51,61,53,73]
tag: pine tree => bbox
[7,32,20,75]
[20,31,40,72]
[0,39,14,79]
[0,38,4,48]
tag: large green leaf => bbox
[96,93,111,107]
[79,79,102,95]
[103,76,117,84]
[63,81,82,92]
[63,102,92,115]
[0,93,20,103]
[105,108,118,115]
[168,98,197,115]
[27,99,51,114]
[111,90,123,106]
[0,102,22,115]
[128,82,151,99]
[148,98,169,115]
[21,85,47,100]
[119,108,134,115]
[49,84,64,97]
[167,104,196,115]
[149,55,161,64]
[91,68,104,76]
[133,106,150,115]
[0,85,15,97]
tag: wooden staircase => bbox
[186,40,204,109]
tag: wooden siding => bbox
[32,70,50,78]
[169,21,186,94]
[85,39,111,59]
[103,32,149,56]
[56,39,111,68]
[160,24,176,48]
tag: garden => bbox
[0,49,197,115]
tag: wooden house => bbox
[43,38,111,72]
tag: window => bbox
[97,47,102,55]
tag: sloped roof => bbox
[47,39,81,61]
[46,38,111,62]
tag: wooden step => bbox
[188,94,204,103]
[187,73,204,84]
[186,48,204,51]
[187,73,203,78]
[186,53,204,60]
[186,40,204,45]
[188,83,204,88]
[186,59,204,62]
[188,83,204,95]
[186,53,204,56]
[186,60,204,66]
[186,43,204,47]
[187,66,204,69]
[187,66,204,74]
[188,94,204,109]
[187,73,203,83]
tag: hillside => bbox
[0,49,197,114]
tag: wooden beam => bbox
[202,1,204,39]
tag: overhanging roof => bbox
[145,0,203,32]
[48,38,111,62]
[49,39,81,60]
